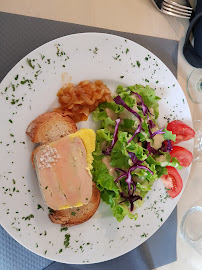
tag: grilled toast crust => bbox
[26,112,77,144]
[49,182,100,227]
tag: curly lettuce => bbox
[91,84,178,222]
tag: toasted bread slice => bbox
[26,112,77,144]
[27,111,100,227]
[49,182,100,227]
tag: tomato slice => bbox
[167,120,195,144]
[161,166,183,198]
[170,146,193,167]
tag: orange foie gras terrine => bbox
[34,129,96,210]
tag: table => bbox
[0,0,201,269]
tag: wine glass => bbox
[193,120,202,162]
[187,69,202,162]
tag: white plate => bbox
[0,33,193,264]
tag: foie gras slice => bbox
[34,135,92,210]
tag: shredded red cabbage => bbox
[128,124,142,143]
[120,191,142,211]
[114,168,127,183]
[135,165,154,175]
[147,142,161,155]
[132,91,159,141]
[114,95,143,143]
[114,95,141,121]
[161,140,173,153]
[131,92,150,116]
[146,111,156,139]
[103,118,121,155]
[147,115,156,129]
[127,151,143,165]
[151,127,165,138]
[147,141,151,153]
[167,140,173,152]
[125,167,134,192]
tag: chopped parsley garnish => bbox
[113,54,120,60]
[136,61,141,67]
[27,58,35,69]
[9,119,13,123]
[141,233,148,237]
[64,234,71,248]
[120,76,124,79]
[71,212,76,216]
[56,44,66,57]
[22,214,34,221]
[60,227,68,232]
[59,249,63,253]
[15,75,19,80]
[48,207,54,213]
[20,78,33,85]
[37,204,44,210]
[14,228,21,231]
[126,48,129,54]
[93,47,98,54]
[40,54,45,60]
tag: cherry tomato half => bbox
[167,120,195,144]
[170,146,193,167]
[161,166,183,198]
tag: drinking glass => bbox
[180,204,202,255]
[187,69,202,104]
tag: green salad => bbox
[91,84,182,222]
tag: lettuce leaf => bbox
[146,153,182,170]
[128,84,160,118]
[96,129,112,142]
[111,141,130,169]
[98,101,124,113]
[92,157,119,195]
[163,128,176,142]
